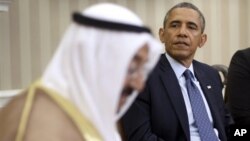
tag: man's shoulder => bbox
[238,47,250,55]
[233,48,250,63]
[0,92,27,141]
[151,54,170,72]
[192,60,222,83]
[193,60,223,87]
[193,60,217,72]
[25,88,84,141]
[0,88,84,141]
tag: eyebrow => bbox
[169,20,180,25]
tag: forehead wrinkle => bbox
[167,10,200,29]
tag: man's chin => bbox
[171,52,190,59]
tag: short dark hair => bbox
[163,2,206,33]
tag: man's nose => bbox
[178,25,188,37]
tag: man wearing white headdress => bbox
[0,3,162,141]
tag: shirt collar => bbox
[165,52,195,80]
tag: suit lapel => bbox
[159,55,190,140]
[193,62,218,118]
[193,64,215,108]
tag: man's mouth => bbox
[174,41,189,46]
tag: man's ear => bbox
[198,34,207,48]
[159,28,165,43]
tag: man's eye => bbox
[189,25,197,30]
[170,24,178,28]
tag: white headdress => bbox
[41,3,162,141]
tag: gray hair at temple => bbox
[163,2,206,33]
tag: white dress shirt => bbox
[165,53,220,141]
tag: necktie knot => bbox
[183,69,193,80]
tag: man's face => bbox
[118,45,149,111]
[159,8,207,66]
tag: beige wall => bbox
[0,0,250,90]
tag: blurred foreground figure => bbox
[226,48,250,125]
[0,3,161,141]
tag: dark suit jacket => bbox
[226,48,250,125]
[122,54,233,141]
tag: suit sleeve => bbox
[121,80,165,141]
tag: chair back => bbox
[212,64,228,101]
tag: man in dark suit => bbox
[121,2,233,141]
[226,48,250,125]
